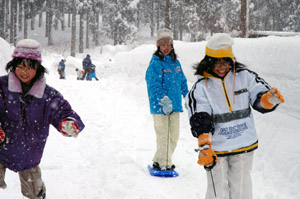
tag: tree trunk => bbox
[5,0,9,36]
[10,0,15,44]
[24,16,28,39]
[13,0,17,45]
[61,3,65,31]
[31,15,35,31]
[48,0,53,45]
[95,11,99,46]
[179,4,183,40]
[150,1,154,37]
[86,13,89,49]
[45,0,49,37]
[165,0,170,29]
[71,0,76,57]
[0,0,5,38]
[68,13,71,28]
[79,12,84,53]
[136,3,140,29]
[53,0,58,30]
[240,0,247,37]
[39,12,42,27]
[18,0,23,32]
[156,0,160,30]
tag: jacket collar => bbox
[8,72,46,99]
[200,70,232,80]
[152,54,172,61]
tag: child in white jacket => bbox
[186,33,284,199]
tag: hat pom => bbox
[207,33,234,50]
[205,33,234,61]
[156,28,173,47]
[12,39,42,63]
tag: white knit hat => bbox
[205,33,234,61]
[156,28,173,47]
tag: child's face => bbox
[160,43,172,56]
[15,59,37,84]
[213,59,230,77]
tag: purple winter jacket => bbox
[0,72,85,172]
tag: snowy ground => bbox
[0,35,300,199]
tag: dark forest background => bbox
[1,0,299,56]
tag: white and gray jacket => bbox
[186,68,276,156]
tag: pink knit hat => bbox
[12,39,42,63]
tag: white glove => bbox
[59,120,79,137]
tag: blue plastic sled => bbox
[147,165,179,178]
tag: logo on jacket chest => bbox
[218,122,248,139]
[163,65,181,73]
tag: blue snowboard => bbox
[148,165,179,177]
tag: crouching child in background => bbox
[76,68,84,80]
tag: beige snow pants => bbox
[206,151,254,199]
[152,113,180,167]
[0,163,7,189]
[0,163,46,199]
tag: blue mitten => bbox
[160,96,173,115]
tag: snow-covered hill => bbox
[0,36,299,199]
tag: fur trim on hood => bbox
[8,72,46,99]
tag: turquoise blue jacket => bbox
[145,54,188,114]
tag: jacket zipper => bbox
[19,94,29,167]
[221,79,232,112]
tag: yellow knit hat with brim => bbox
[205,33,235,62]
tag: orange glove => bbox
[260,87,284,109]
[196,134,219,168]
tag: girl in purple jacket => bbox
[0,39,85,199]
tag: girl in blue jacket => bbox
[0,39,85,199]
[145,28,188,171]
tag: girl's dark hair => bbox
[6,58,48,83]
[153,45,177,61]
[193,55,246,76]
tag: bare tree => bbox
[79,9,84,53]
[240,0,247,37]
[48,0,53,45]
[24,1,29,39]
[86,13,89,49]
[165,0,170,29]
[10,0,17,45]
[156,0,160,30]
[0,0,5,38]
[60,2,65,31]
[30,4,35,31]
[5,0,9,37]
[150,0,154,37]
[70,0,76,57]
[18,0,23,32]
[45,0,49,37]
[39,12,43,27]
[136,2,140,29]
